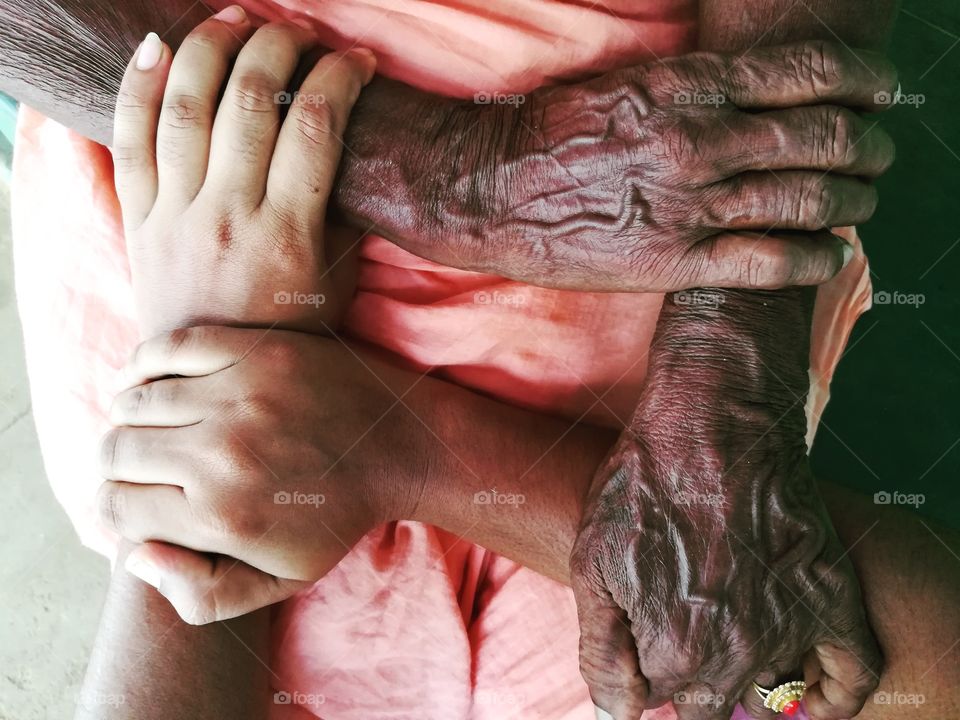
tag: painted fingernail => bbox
[136,32,163,71]
[126,554,162,590]
[214,4,247,24]
[593,705,615,720]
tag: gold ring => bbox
[752,680,806,716]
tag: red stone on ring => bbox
[781,699,800,716]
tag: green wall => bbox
[811,0,960,529]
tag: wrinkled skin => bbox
[339,42,896,292]
[0,3,892,293]
[412,44,897,291]
[571,290,882,720]
[0,4,898,718]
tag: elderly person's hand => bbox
[398,40,896,292]
[571,289,882,720]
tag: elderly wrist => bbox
[334,78,518,271]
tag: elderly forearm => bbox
[635,0,902,473]
[654,0,897,450]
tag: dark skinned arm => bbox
[570,3,900,720]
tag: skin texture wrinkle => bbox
[568,3,902,720]
[3,3,936,720]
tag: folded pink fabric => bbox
[12,0,865,717]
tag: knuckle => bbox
[118,385,149,419]
[217,430,257,476]
[161,327,194,360]
[220,500,268,541]
[160,92,209,131]
[827,108,857,165]
[182,25,224,53]
[798,40,845,97]
[230,72,279,115]
[99,428,121,477]
[128,338,150,370]
[114,87,150,118]
[290,100,336,147]
[740,249,771,287]
[708,176,749,227]
[96,482,124,533]
[800,175,836,227]
[652,118,697,172]
[111,143,151,177]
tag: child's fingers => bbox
[206,23,318,203]
[156,5,254,204]
[112,32,172,231]
[265,48,376,230]
[124,542,310,625]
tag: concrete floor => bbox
[0,177,110,719]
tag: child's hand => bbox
[98,326,426,624]
[112,6,376,337]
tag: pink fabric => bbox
[12,1,865,718]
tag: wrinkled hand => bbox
[571,290,881,720]
[464,41,896,291]
[97,326,425,624]
[112,15,375,336]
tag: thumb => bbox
[571,572,648,720]
[687,230,855,289]
[124,542,311,624]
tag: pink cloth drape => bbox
[12,0,865,716]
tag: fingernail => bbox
[125,554,162,590]
[593,705,615,720]
[893,82,903,104]
[349,47,378,83]
[840,239,855,269]
[136,32,163,71]
[213,4,247,24]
